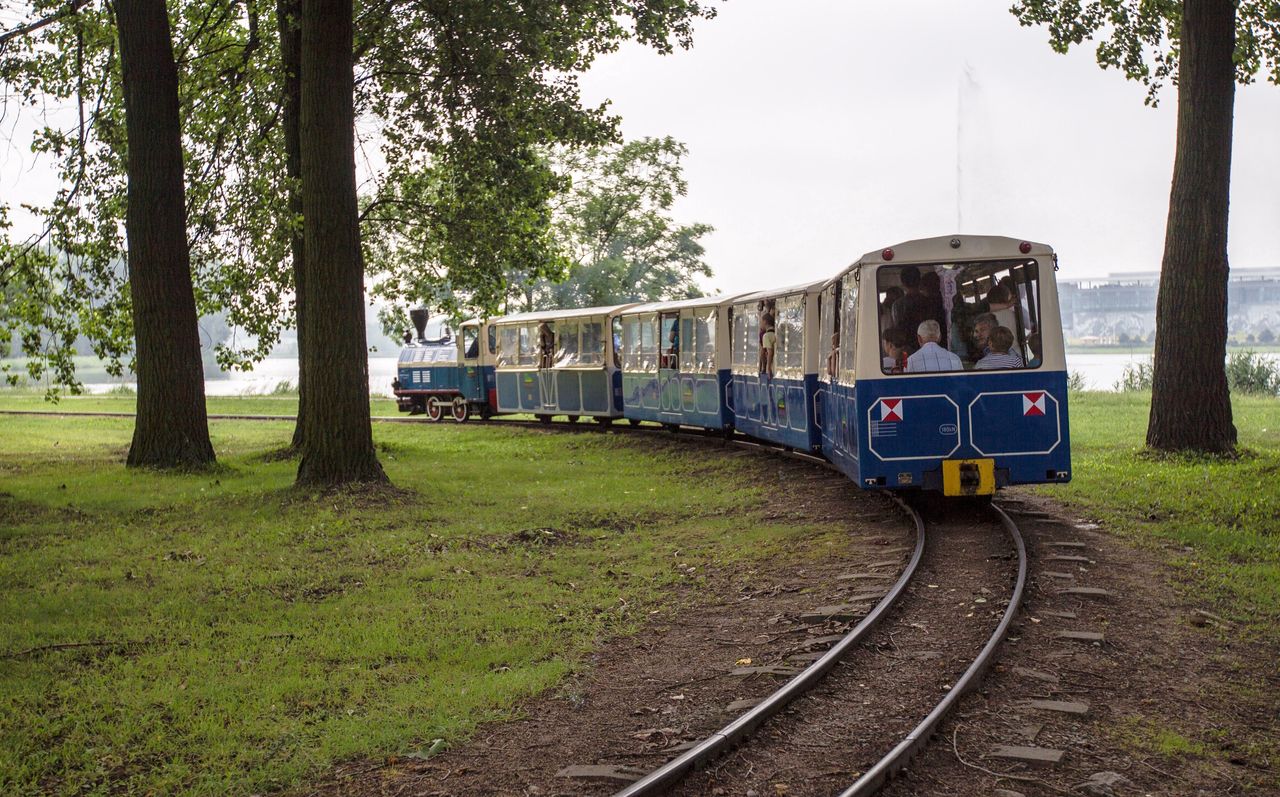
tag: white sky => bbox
[578,0,1280,291]
[3,1,1277,297]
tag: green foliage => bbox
[1114,358,1154,391]
[0,412,839,795]
[1010,0,1280,105]
[520,136,714,311]
[1226,349,1280,396]
[1067,370,1090,392]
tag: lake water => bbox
[73,351,1276,396]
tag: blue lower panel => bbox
[731,373,819,450]
[855,370,1072,488]
[621,370,730,429]
[557,371,582,412]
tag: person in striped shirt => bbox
[905,320,963,373]
[975,326,1026,370]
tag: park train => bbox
[391,235,1072,497]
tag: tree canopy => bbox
[518,136,713,311]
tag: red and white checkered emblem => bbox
[879,399,903,422]
[1022,392,1046,417]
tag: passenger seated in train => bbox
[969,312,999,364]
[906,320,962,373]
[827,331,840,377]
[975,326,1025,369]
[1026,333,1042,368]
[881,328,914,374]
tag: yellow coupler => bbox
[942,458,996,496]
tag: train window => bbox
[775,295,804,377]
[488,325,496,355]
[839,273,858,382]
[660,314,679,370]
[611,317,623,367]
[498,326,519,367]
[876,259,1042,374]
[556,320,580,366]
[462,327,479,360]
[819,284,837,382]
[621,316,641,371]
[518,326,536,367]
[730,304,760,373]
[679,315,695,372]
[694,309,715,372]
[580,320,605,365]
[639,314,659,372]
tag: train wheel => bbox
[627,418,641,427]
[451,398,470,423]
[567,415,581,423]
[426,398,444,422]
[596,416,614,427]
[537,414,552,424]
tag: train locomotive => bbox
[393,235,1071,497]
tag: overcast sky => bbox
[577,0,1280,292]
[3,1,1277,298]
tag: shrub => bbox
[1226,350,1280,397]
[1114,360,1154,392]
[1067,371,1089,392]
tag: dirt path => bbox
[299,483,1278,797]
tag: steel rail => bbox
[610,494,926,797]
[833,501,1028,797]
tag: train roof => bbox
[731,278,829,305]
[618,292,757,315]
[853,234,1054,268]
[490,303,643,325]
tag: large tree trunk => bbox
[276,0,307,452]
[296,0,387,485]
[1146,0,1237,454]
[115,0,216,469]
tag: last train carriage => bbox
[818,235,1072,495]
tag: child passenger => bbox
[881,328,914,373]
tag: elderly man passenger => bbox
[906,320,963,373]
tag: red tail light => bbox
[882,248,895,261]
[1019,241,1032,254]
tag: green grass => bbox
[1044,390,1280,631]
[0,392,400,417]
[0,415,846,796]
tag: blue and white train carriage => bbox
[492,305,638,424]
[728,280,827,451]
[616,295,748,431]
[819,235,1071,495]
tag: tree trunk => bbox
[1146,0,1237,454]
[115,0,216,469]
[295,0,387,485]
[276,0,307,452]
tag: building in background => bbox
[1059,267,1280,345]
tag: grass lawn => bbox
[0,413,848,796]
[1043,390,1280,631]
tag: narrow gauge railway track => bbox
[6,408,1028,795]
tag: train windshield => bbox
[876,259,1043,374]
